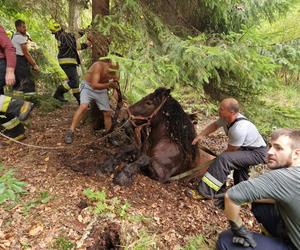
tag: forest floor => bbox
[0,102,259,250]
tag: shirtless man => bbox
[64,60,119,144]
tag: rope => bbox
[0,119,130,150]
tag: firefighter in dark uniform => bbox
[0,26,33,142]
[48,20,89,104]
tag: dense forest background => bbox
[1,0,300,134]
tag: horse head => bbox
[128,88,171,120]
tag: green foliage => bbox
[21,191,52,216]
[95,2,280,103]
[52,237,74,250]
[124,230,157,250]
[83,188,131,219]
[183,234,208,250]
[0,163,27,204]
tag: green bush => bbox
[0,163,27,204]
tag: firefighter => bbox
[0,25,33,142]
[186,98,268,200]
[48,20,89,104]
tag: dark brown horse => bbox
[107,87,213,185]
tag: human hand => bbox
[214,195,225,210]
[33,64,39,72]
[109,81,119,89]
[192,134,203,145]
[229,221,257,248]
[5,68,15,86]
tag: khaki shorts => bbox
[80,80,110,111]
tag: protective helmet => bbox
[6,30,13,38]
[48,19,61,33]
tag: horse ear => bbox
[165,88,171,96]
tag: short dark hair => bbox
[271,128,300,150]
[15,19,25,28]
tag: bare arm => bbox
[226,144,240,152]
[192,121,221,144]
[21,44,39,71]
[224,192,243,227]
[89,64,118,90]
[5,67,15,86]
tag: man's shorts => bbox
[80,80,110,111]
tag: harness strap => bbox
[128,96,169,147]
[227,117,248,130]
[169,159,215,181]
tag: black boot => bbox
[53,85,68,102]
[73,93,80,105]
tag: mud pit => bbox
[0,103,259,249]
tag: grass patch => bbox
[51,237,74,250]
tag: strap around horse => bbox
[128,95,169,148]
[127,95,169,127]
[169,159,215,181]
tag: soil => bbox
[0,103,259,249]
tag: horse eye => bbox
[145,100,152,106]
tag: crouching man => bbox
[64,60,119,144]
[216,128,300,250]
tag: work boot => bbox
[185,189,207,200]
[73,93,80,105]
[18,101,34,121]
[65,129,74,144]
[53,85,68,103]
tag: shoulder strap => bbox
[227,117,248,130]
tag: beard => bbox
[268,153,293,169]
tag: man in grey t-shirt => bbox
[216,128,300,250]
[186,98,267,199]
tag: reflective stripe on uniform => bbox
[0,95,12,113]
[20,102,31,115]
[58,58,77,64]
[24,92,36,96]
[62,81,71,91]
[71,88,80,94]
[13,133,26,141]
[202,172,223,192]
[2,117,20,130]
[13,90,24,97]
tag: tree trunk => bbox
[91,0,110,62]
[90,0,110,130]
[68,0,81,33]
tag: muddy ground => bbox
[0,103,259,249]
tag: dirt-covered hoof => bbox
[101,158,118,173]
[113,168,133,186]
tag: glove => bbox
[214,196,225,210]
[213,193,225,210]
[229,220,257,248]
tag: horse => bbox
[104,87,214,185]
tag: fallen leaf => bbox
[29,225,44,236]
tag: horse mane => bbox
[157,95,197,162]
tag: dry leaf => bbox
[29,225,44,236]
